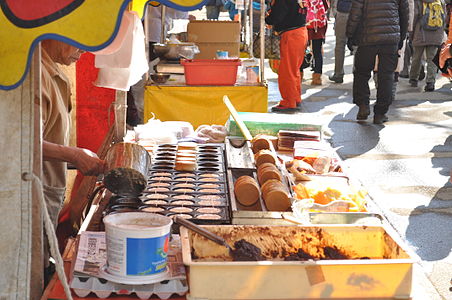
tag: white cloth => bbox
[92,11,132,56]
[146,5,188,43]
[94,11,149,91]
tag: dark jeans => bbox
[353,44,398,115]
[311,39,324,74]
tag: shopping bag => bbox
[253,31,280,59]
[301,48,313,70]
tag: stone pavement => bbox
[266,21,452,300]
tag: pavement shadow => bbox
[330,108,385,160]
[405,135,452,261]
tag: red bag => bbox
[306,0,327,31]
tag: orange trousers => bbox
[278,27,308,108]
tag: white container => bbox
[103,212,173,283]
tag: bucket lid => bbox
[98,264,169,285]
[103,212,173,231]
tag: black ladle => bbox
[174,216,265,261]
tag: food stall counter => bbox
[144,78,268,128]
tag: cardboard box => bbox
[187,20,241,59]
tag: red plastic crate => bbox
[181,59,241,86]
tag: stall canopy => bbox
[0,0,207,91]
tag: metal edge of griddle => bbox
[232,211,386,226]
[225,138,256,170]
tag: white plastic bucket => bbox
[103,212,172,279]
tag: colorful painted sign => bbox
[0,0,207,90]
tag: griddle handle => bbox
[174,216,231,250]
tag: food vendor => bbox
[38,39,106,283]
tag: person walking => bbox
[346,0,409,124]
[305,0,329,85]
[329,0,352,83]
[409,0,446,91]
[266,0,308,112]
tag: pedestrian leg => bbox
[409,45,425,86]
[332,11,348,80]
[353,46,376,107]
[375,45,398,116]
[424,45,439,91]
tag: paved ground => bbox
[266,21,452,300]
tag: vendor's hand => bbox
[71,147,107,176]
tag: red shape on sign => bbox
[1,0,84,28]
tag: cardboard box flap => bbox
[187,20,240,43]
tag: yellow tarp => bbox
[144,85,268,128]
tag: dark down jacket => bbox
[346,0,409,46]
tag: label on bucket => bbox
[246,66,260,83]
[126,235,169,275]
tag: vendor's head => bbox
[41,39,85,65]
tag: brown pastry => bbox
[198,195,221,200]
[175,160,197,171]
[198,200,222,206]
[175,177,195,182]
[197,207,221,214]
[169,207,193,213]
[251,136,272,154]
[146,187,170,193]
[199,188,220,193]
[199,177,219,182]
[141,206,165,213]
[173,194,194,200]
[177,173,196,177]
[152,172,172,177]
[254,149,277,167]
[144,193,168,200]
[196,213,222,220]
[174,188,195,193]
[261,180,291,211]
[174,183,195,189]
[199,173,219,178]
[199,183,220,189]
[177,149,197,154]
[234,175,260,206]
[149,182,170,188]
[170,213,192,219]
[177,142,197,151]
[171,200,195,205]
[176,153,197,160]
[151,176,171,181]
[257,164,282,185]
[143,199,168,205]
